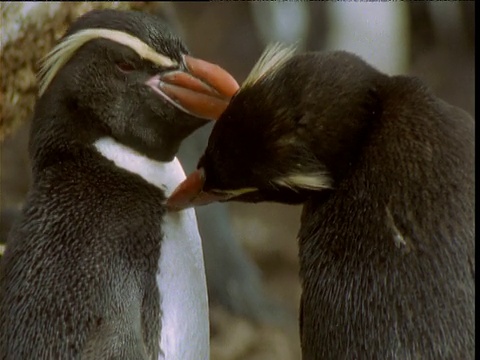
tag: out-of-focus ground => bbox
[1,2,474,359]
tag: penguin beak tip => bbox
[146,56,239,121]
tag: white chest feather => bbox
[94,137,209,360]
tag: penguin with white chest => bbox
[0,9,239,359]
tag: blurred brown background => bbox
[0,2,474,359]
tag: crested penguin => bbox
[167,45,475,358]
[0,9,238,359]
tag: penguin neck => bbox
[30,92,186,177]
[95,136,210,359]
[93,136,184,195]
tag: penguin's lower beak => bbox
[166,169,225,211]
[166,168,257,211]
[146,55,239,120]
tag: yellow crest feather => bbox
[38,28,177,95]
[241,42,297,90]
[274,172,332,191]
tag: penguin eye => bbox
[116,61,136,73]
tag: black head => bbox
[167,46,387,210]
[31,9,238,166]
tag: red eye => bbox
[116,62,136,73]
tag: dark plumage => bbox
[168,49,475,358]
[0,9,238,359]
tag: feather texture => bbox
[38,28,177,95]
[241,42,296,90]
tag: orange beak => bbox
[146,55,239,120]
[166,168,233,211]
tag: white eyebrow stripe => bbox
[274,172,332,191]
[38,28,178,96]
